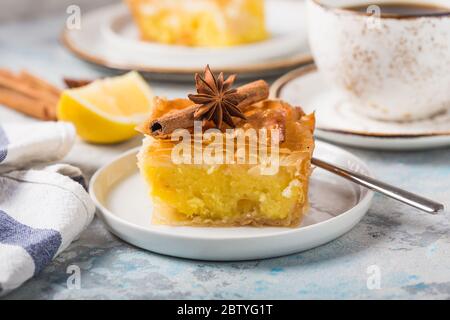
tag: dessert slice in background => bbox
[125,0,268,47]
[137,66,315,227]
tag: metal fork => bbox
[312,158,445,214]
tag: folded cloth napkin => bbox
[0,122,95,296]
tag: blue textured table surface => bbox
[1,16,449,300]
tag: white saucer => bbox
[62,0,311,80]
[89,141,373,261]
[271,64,450,150]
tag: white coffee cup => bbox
[307,0,450,121]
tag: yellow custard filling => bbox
[139,156,307,223]
[125,0,268,47]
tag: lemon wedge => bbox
[57,71,153,144]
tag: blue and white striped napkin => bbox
[0,122,95,296]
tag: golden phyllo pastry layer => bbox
[137,98,315,227]
[125,0,268,47]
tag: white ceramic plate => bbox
[271,64,450,150]
[89,141,373,261]
[62,0,312,80]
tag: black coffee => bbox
[345,2,450,16]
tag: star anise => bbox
[188,65,247,129]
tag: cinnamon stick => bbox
[144,80,270,137]
[0,73,58,107]
[0,69,60,120]
[0,87,56,120]
[63,78,93,89]
[19,70,61,98]
[236,80,270,108]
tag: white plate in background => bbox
[89,141,373,261]
[271,64,450,150]
[62,0,312,80]
[101,0,307,67]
